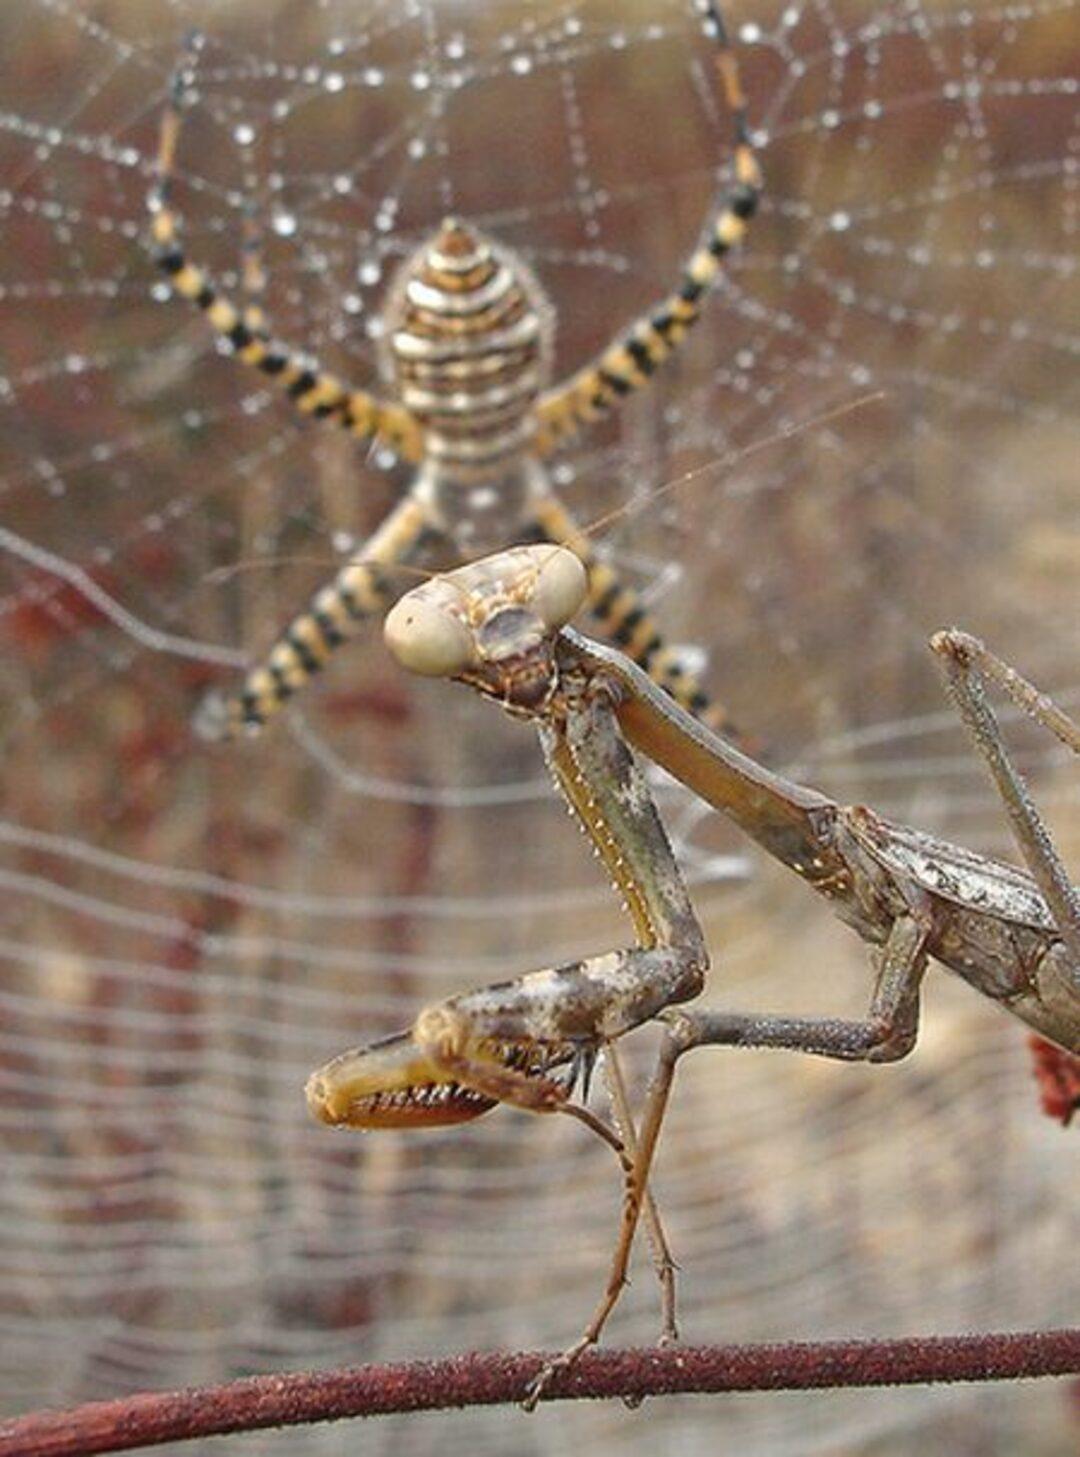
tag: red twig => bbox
[3,1330,1079,1457]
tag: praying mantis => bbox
[305,543,1080,1405]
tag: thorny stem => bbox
[2,1329,1079,1456]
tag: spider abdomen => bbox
[384,218,554,473]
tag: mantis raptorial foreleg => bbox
[307,547,706,1377]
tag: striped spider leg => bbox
[148,2,763,741]
[305,545,709,1384]
[309,546,1080,1405]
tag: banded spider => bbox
[149,2,762,740]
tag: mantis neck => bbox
[558,628,837,875]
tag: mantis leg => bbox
[931,630,1080,978]
[544,1093,681,1357]
[411,944,707,1115]
[524,1046,681,1414]
[524,913,929,1407]
[601,1044,679,1346]
[674,911,929,1064]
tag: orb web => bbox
[0,2,1077,1454]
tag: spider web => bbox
[1,1,1078,1453]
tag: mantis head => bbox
[384,544,588,716]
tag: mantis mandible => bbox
[306,544,1080,1404]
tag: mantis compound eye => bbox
[384,592,475,678]
[531,545,588,629]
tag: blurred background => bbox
[0,0,1077,1452]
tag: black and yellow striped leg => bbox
[532,0,763,456]
[530,496,744,741]
[148,35,423,462]
[195,497,435,741]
